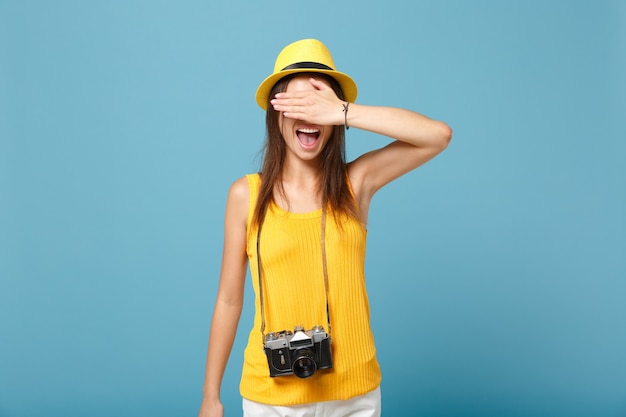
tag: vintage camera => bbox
[264,325,333,378]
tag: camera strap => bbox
[256,208,331,341]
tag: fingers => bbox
[273,77,330,100]
[270,98,301,117]
[272,91,309,103]
[270,77,342,123]
[280,111,307,121]
[270,91,314,117]
[308,77,331,91]
[271,95,304,106]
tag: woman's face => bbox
[278,75,333,163]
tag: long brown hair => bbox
[252,73,359,227]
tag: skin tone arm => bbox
[198,177,250,417]
[270,77,452,222]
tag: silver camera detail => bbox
[264,325,333,378]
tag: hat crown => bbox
[273,39,336,73]
[255,38,357,110]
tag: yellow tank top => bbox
[239,173,382,405]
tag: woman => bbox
[198,38,452,417]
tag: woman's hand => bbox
[270,77,346,126]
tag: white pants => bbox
[242,386,381,417]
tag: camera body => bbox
[264,325,333,378]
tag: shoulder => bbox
[224,176,251,224]
[227,176,251,206]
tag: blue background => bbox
[1,1,625,416]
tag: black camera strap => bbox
[256,208,331,342]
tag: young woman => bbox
[198,39,452,417]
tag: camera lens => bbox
[292,349,318,378]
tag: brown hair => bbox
[253,73,359,227]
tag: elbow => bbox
[435,121,453,151]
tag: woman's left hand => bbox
[270,78,346,126]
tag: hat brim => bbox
[255,68,358,110]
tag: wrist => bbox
[342,102,350,129]
[202,387,221,402]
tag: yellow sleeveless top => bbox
[239,173,382,405]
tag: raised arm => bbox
[271,77,452,221]
[198,177,249,417]
[345,103,451,196]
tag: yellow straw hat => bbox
[255,39,358,110]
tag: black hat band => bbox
[281,62,334,71]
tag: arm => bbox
[345,103,451,221]
[198,177,249,417]
[271,77,452,221]
[345,103,451,192]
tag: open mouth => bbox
[296,128,321,149]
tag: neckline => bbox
[269,201,323,219]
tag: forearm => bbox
[271,78,451,149]
[346,103,451,149]
[202,298,243,401]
